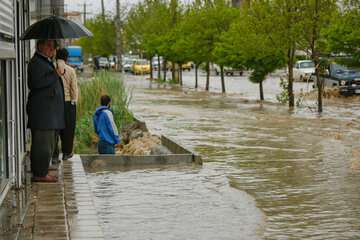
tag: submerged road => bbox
[89,71,360,239]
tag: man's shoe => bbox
[32,175,58,183]
[62,153,74,161]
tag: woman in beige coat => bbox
[53,48,78,161]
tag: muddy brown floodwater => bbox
[87,72,360,240]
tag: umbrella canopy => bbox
[21,16,93,40]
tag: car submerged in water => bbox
[213,65,244,76]
[293,60,315,82]
[311,63,360,96]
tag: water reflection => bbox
[89,166,263,240]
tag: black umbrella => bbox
[21,15,93,40]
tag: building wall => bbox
[31,0,64,20]
[0,0,30,205]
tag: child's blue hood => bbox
[95,106,109,116]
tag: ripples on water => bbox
[87,75,360,239]
[89,167,263,240]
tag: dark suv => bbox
[311,63,360,96]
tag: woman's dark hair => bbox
[56,48,69,61]
[100,95,111,106]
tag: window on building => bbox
[0,61,8,192]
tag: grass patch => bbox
[74,71,134,153]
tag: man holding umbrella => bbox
[22,16,93,182]
[27,39,65,182]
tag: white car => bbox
[213,64,243,76]
[122,59,134,72]
[293,60,315,82]
[98,57,110,69]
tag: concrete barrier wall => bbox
[86,116,203,169]
[161,135,202,165]
[81,134,202,170]
[161,135,192,154]
[81,153,194,169]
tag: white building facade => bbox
[0,0,64,206]
[0,0,31,205]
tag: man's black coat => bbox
[27,52,65,130]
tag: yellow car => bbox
[166,62,193,71]
[132,60,151,75]
[181,62,193,71]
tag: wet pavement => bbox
[63,155,104,239]
[85,71,360,240]
[17,155,104,240]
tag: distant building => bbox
[64,11,83,24]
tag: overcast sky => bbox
[65,0,136,17]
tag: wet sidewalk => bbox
[19,155,104,240]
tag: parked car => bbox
[132,59,150,75]
[109,56,117,69]
[311,63,360,96]
[97,57,110,69]
[152,59,163,71]
[214,65,243,76]
[165,62,192,71]
[181,62,192,71]
[293,60,315,82]
[122,59,135,72]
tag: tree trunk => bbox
[163,59,167,82]
[287,47,295,108]
[115,0,122,72]
[259,80,264,101]
[316,71,323,113]
[195,64,198,88]
[205,62,210,91]
[312,0,322,113]
[149,57,153,80]
[172,62,176,82]
[220,65,226,93]
[157,56,161,80]
[179,64,183,86]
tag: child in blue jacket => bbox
[93,95,120,154]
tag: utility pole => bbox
[83,3,86,23]
[101,0,105,18]
[78,2,92,24]
[115,0,122,71]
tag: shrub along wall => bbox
[75,71,134,153]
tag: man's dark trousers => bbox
[31,130,56,177]
[60,101,76,155]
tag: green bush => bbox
[276,77,289,104]
[74,71,134,153]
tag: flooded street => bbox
[89,71,360,239]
